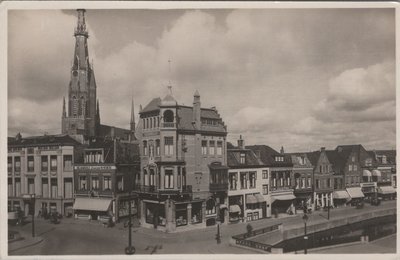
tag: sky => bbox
[7,8,396,152]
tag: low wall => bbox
[282,208,396,241]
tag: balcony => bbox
[134,184,192,195]
[161,122,176,128]
[209,183,228,192]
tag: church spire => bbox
[73,9,89,71]
[62,96,66,118]
[130,97,135,132]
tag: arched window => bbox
[72,96,78,116]
[163,110,174,123]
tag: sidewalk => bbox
[8,226,44,253]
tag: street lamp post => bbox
[30,194,36,238]
[303,213,309,254]
[125,195,135,255]
[216,223,221,244]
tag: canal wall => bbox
[281,207,396,242]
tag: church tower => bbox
[62,9,99,140]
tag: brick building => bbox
[135,90,228,231]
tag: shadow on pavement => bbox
[145,244,163,254]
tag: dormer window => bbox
[382,156,387,164]
[84,149,103,163]
[240,153,245,164]
[275,156,284,162]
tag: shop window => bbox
[103,176,111,190]
[41,156,48,172]
[42,178,49,198]
[229,172,237,190]
[164,169,174,189]
[253,212,259,220]
[14,157,21,172]
[201,140,207,155]
[176,204,188,226]
[206,199,216,215]
[91,176,99,190]
[209,141,215,155]
[63,155,72,171]
[247,212,253,222]
[51,178,58,198]
[145,203,166,226]
[8,157,12,173]
[191,203,202,224]
[262,184,268,195]
[164,137,173,156]
[50,155,57,171]
[79,176,87,190]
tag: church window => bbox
[72,96,78,116]
[80,96,85,116]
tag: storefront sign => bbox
[74,165,116,171]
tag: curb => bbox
[8,236,44,253]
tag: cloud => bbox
[7,9,395,151]
[314,61,395,123]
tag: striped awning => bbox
[73,198,112,212]
[372,170,382,177]
[246,194,257,204]
[333,190,350,200]
[378,186,396,194]
[363,170,372,177]
[254,193,266,203]
[346,187,365,199]
[229,205,241,213]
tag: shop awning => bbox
[333,190,350,200]
[73,198,112,211]
[254,193,266,203]
[246,194,257,204]
[378,186,396,194]
[363,170,372,177]
[229,205,241,213]
[372,170,382,177]
[219,204,227,209]
[346,187,365,199]
[272,194,296,201]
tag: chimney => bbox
[193,90,201,129]
[237,135,245,149]
[321,147,326,152]
[280,146,285,154]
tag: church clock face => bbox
[73,70,78,77]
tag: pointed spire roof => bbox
[62,96,66,117]
[130,97,135,132]
[194,90,200,97]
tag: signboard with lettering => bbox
[74,165,116,171]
